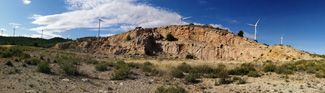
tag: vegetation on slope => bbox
[0,36,72,48]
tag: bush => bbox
[95,62,109,71]
[237,78,246,84]
[247,70,260,77]
[184,73,198,83]
[171,69,184,78]
[185,54,194,59]
[275,64,294,74]
[263,63,277,72]
[111,65,130,80]
[0,46,30,59]
[237,30,244,37]
[107,61,115,67]
[140,62,158,75]
[56,55,79,76]
[229,63,256,75]
[126,35,131,41]
[315,72,325,78]
[26,57,41,65]
[177,62,192,73]
[155,86,186,93]
[232,76,241,81]
[5,61,13,67]
[190,65,214,74]
[36,61,51,74]
[166,33,177,41]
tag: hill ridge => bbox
[55,25,317,62]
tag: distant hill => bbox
[55,25,318,62]
[0,36,72,48]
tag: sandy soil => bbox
[0,48,324,93]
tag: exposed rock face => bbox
[54,25,316,62]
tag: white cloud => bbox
[29,0,232,38]
[0,28,6,31]
[30,0,181,38]
[22,0,31,4]
[243,32,255,39]
[198,0,207,5]
[9,23,21,28]
[101,34,115,37]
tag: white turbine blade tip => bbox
[183,16,192,19]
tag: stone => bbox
[55,25,318,62]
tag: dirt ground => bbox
[0,47,324,93]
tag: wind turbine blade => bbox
[247,24,255,26]
[175,13,181,18]
[255,18,261,26]
[183,16,192,19]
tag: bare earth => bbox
[0,48,324,93]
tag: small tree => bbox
[237,30,244,37]
[166,34,176,41]
[126,35,131,41]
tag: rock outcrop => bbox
[55,25,316,62]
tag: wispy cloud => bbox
[30,0,181,37]
[22,0,31,5]
[101,34,115,37]
[9,23,20,28]
[243,31,255,39]
[29,0,231,38]
[198,0,207,5]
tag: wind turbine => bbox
[281,35,284,45]
[41,30,44,38]
[13,28,15,37]
[97,12,104,37]
[1,30,3,36]
[248,18,261,40]
[176,14,191,25]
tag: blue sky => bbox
[0,0,325,54]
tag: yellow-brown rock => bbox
[54,25,317,62]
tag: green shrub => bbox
[184,73,198,83]
[190,65,214,74]
[95,62,109,71]
[126,35,131,41]
[36,61,51,74]
[5,61,13,67]
[275,64,294,74]
[229,63,256,75]
[237,78,246,84]
[237,30,244,37]
[263,63,277,72]
[177,62,192,73]
[166,33,177,41]
[185,54,194,59]
[56,55,79,76]
[170,69,184,78]
[127,62,138,68]
[107,61,115,67]
[155,86,186,93]
[111,65,130,80]
[140,62,158,75]
[26,57,41,65]
[247,70,261,77]
[232,76,241,81]
[0,46,30,59]
[315,72,325,78]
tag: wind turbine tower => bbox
[41,30,44,38]
[97,12,104,37]
[281,35,283,45]
[248,18,261,40]
[1,30,3,36]
[13,28,15,37]
[176,14,191,25]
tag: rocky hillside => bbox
[55,25,316,62]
